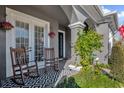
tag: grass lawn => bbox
[57,69,124,88]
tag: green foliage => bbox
[56,77,80,88]
[80,59,91,71]
[95,63,110,69]
[109,44,124,83]
[74,28,103,70]
[56,68,122,88]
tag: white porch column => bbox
[68,21,85,63]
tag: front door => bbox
[58,32,64,58]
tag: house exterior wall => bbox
[0,6,6,79]
[95,23,109,64]
[60,5,73,23]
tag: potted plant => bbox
[48,31,56,38]
[0,21,14,30]
[48,31,56,48]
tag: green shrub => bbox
[56,68,121,88]
[95,63,110,69]
[56,77,80,88]
[74,28,103,70]
[109,44,124,82]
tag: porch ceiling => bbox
[7,5,70,26]
[32,5,70,26]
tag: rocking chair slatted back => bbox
[10,47,27,66]
[44,48,59,72]
[44,48,55,61]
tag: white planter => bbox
[68,65,82,71]
[68,65,75,69]
[75,66,82,71]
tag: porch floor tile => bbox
[1,60,78,88]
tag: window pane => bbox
[34,26,44,61]
[15,21,29,48]
[16,38,20,43]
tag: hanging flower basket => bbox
[48,32,56,38]
[0,21,14,30]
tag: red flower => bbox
[48,32,55,38]
[118,25,124,39]
[0,21,14,30]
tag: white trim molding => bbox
[68,21,85,29]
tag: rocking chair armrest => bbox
[29,60,35,63]
[54,57,59,60]
[44,58,58,61]
[55,57,59,59]
[13,64,20,67]
[28,60,38,65]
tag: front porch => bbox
[1,60,78,88]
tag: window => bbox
[34,26,44,61]
[15,21,29,48]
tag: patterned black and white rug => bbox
[1,61,78,88]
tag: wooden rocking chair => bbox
[10,47,39,85]
[44,48,59,72]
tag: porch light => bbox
[0,21,14,30]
